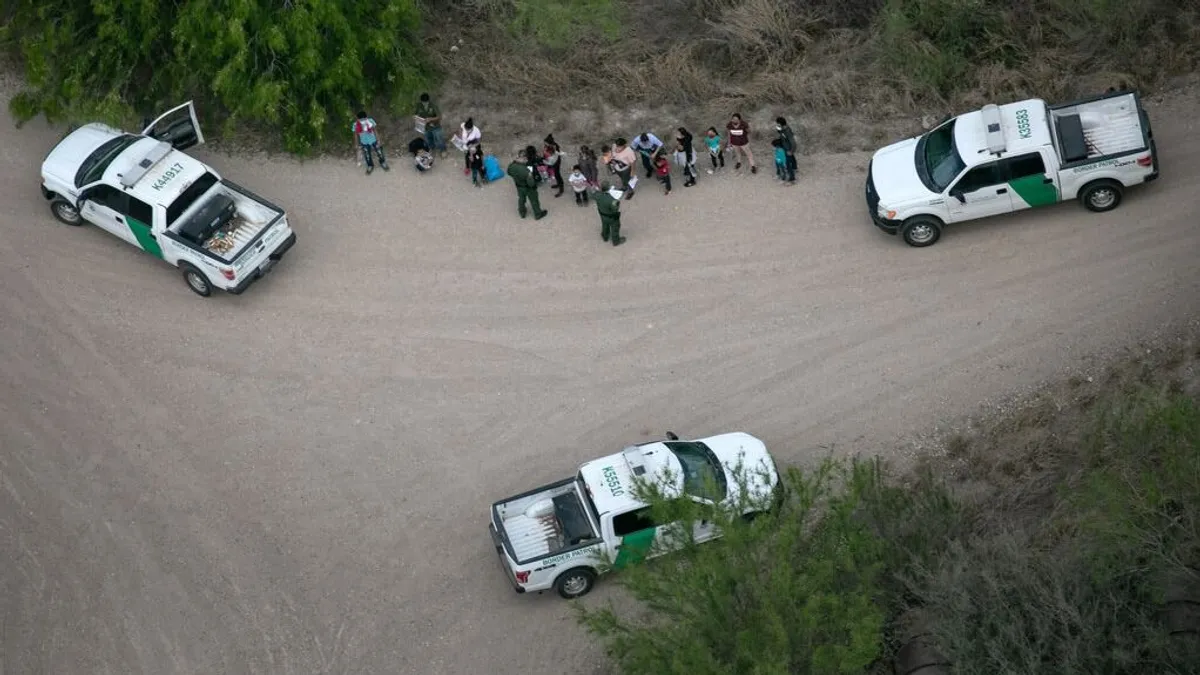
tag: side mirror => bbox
[665,431,679,441]
[950,189,966,204]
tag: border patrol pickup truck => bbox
[39,102,297,296]
[866,90,1159,247]
[488,431,780,599]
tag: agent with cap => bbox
[594,182,626,246]
[507,149,548,220]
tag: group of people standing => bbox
[350,93,802,247]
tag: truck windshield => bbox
[916,120,966,193]
[74,134,140,188]
[664,442,728,501]
[166,172,220,226]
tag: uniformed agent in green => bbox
[594,182,626,246]
[506,151,548,220]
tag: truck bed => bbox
[1049,92,1147,163]
[172,181,284,263]
[493,478,598,564]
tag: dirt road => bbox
[2,92,1198,674]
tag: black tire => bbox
[901,216,942,248]
[1079,179,1123,212]
[50,198,83,226]
[554,568,597,599]
[180,264,213,297]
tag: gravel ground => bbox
[2,91,1198,674]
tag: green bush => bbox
[500,0,622,50]
[3,0,431,153]
[577,458,899,675]
[903,388,1200,674]
[875,0,1016,97]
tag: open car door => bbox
[141,101,205,150]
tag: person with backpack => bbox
[352,111,389,175]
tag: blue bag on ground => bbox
[484,154,503,182]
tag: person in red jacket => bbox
[726,112,756,174]
[654,149,672,195]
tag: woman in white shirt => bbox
[457,118,482,174]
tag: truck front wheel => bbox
[180,264,213,297]
[555,568,597,599]
[1080,180,1123,212]
[50,198,83,226]
[901,216,943,248]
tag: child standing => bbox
[468,143,485,187]
[568,165,590,206]
[578,145,599,188]
[704,127,725,174]
[654,149,672,195]
[352,111,389,175]
[772,138,787,181]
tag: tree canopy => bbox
[3,0,430,153]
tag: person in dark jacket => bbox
[675,127,697,187]
[543,134,565,197]
[775,116,798,184]
[507,150,548,220]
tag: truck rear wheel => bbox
[555,568,596,599]
[180,263,213,297]
[901,216,943,248]
[1080,180,1123,212]
[50,198,83,226]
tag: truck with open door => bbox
[39,101,297,296]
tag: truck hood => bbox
[42,123,125,187]
[869,137,936,204]
[704,432,779,501]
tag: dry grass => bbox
[415,0,1200,153]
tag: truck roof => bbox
[42,123,213,208]
[954,99,1052,167]
[578,442,680,516]
[110,137,212,208]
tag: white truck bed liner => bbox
[1051,93,1145,159]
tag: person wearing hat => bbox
[507,149,548,220]
[593,182,626,246]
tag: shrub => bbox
[2,0,431,153]
[902,388,1200,674]
[577,458,899,675]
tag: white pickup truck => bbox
[488,431,781,599]
[39,102,297,296]
[866,90,1159,247]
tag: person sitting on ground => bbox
[408,136,434,172]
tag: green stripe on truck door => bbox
[612,528,657,570]
[127,217,164,259]
[1008,175,1059,208]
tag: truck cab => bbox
[39,102,297,297]
[488,431,780,599]
[866,90,1158,247]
